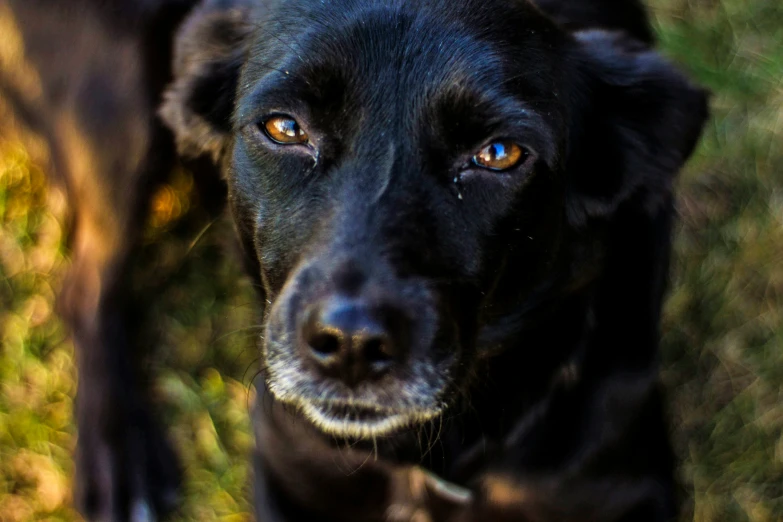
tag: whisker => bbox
[212,324,265,345]
[244,365,263,412]
[347,442,374,476]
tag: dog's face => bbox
[229,0,569,438]
[162,0,707,440]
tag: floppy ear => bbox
[565,30,709,225]
[159,0,257,162]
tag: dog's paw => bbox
[74,407,181,522]
[386,468,473,522]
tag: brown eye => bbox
[262,115,308,144]
[472,141,527,171]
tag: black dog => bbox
[1,0,708,520]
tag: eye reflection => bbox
[262,116,309,144]
[472,141,527,171]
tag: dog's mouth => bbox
[299,399,442,439]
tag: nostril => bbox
[300,297,407,383]
[308,331,341,357]
[362,337,393,364]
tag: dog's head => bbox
[162,0,707,439]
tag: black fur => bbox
[1,0,708,520]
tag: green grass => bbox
[650,0,783,519]
[1,0,782,520]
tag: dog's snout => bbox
[301,297,406,386]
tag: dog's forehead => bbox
[242,0,563,98]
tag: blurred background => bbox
[1,0,782,520]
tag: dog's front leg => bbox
[2,1,196,518]
[59,137,182,522]
[54,110,182,522]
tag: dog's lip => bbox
[300,399,440,439]
[312,400,396,419]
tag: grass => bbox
[0,138,260,522]
[1,0,782,520]
[652,0,783,519]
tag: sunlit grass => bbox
[1,0,782,520]
[0,140,75,521]
[0,137,259,521]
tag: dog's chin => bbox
[296,400,442,440]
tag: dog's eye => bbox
[262,115,308,144]
[472,141,527,171]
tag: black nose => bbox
[301,297,406,386]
